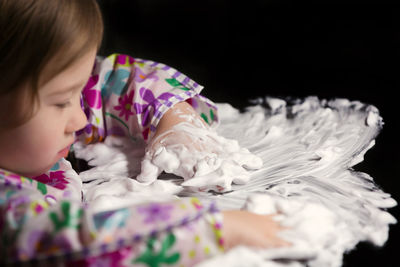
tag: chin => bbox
[25,164,57,178]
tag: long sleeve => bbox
[76,53,218,144]
[1,166,224,266]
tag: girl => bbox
[0,0,288,265]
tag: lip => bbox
[58,142,73,157]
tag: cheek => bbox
[28,117,64,153]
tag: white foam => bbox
[136,122,263,191]
[74,96,396,266]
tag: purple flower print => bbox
[108,125,126,137]
[20,230,72,258]
[138,203,174,224]
[1,171,23,188]
[7,195,30,227]
[33,171,68,190]
[74,103,105,142]
[8,195,30,210]
[82,75,102,109]
[21,230,46,258]
[75,124,105,144]
[114,90,135,121]
[134,66,159,83]
[134,87,174,127]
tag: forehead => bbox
[40,49,97,95]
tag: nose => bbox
[65,99,88,134]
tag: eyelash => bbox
[55,101,71,109]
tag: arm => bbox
[153,101,205,137]
[0,171,225,265]
[222,210,289,250]
[150,101,208,149]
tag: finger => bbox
[182,171,233,192]
[231,149,263,170]
[151,146,181,173]
[220,161,251,184]
[264,236,292,248]
[136,157,161,183]
[192,155,221,177]
[263,214,290,231]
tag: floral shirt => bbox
[0,54,223,266]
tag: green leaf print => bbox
[36,182,47,195]
[133,233,180,267]
[49,202,83,232]
[165,78,189,91]
[200,113,209,125]
[200,109,215,125]
[209,108,215,121]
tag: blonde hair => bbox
[0,0,103,129]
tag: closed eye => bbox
[55,101,71,109]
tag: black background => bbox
[97,1,399,266]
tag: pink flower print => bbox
[71,248,131,267]
[116,54,135,66]
[142,127,150,141]
[134,87,174,126]
[186,98,199,109]
[134,66,159,83]
[31,201,46,215]
[114,90,135,121]
[82,75,102,109]
[33,171,68,190]
[191,198,203,210]
[138,203,174,224]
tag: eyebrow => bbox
[47,80,88,96]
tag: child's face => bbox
[0,48,97,177]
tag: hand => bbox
[222,210,290,250]
[136,102,262,192]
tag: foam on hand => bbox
[136,121,263,192]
